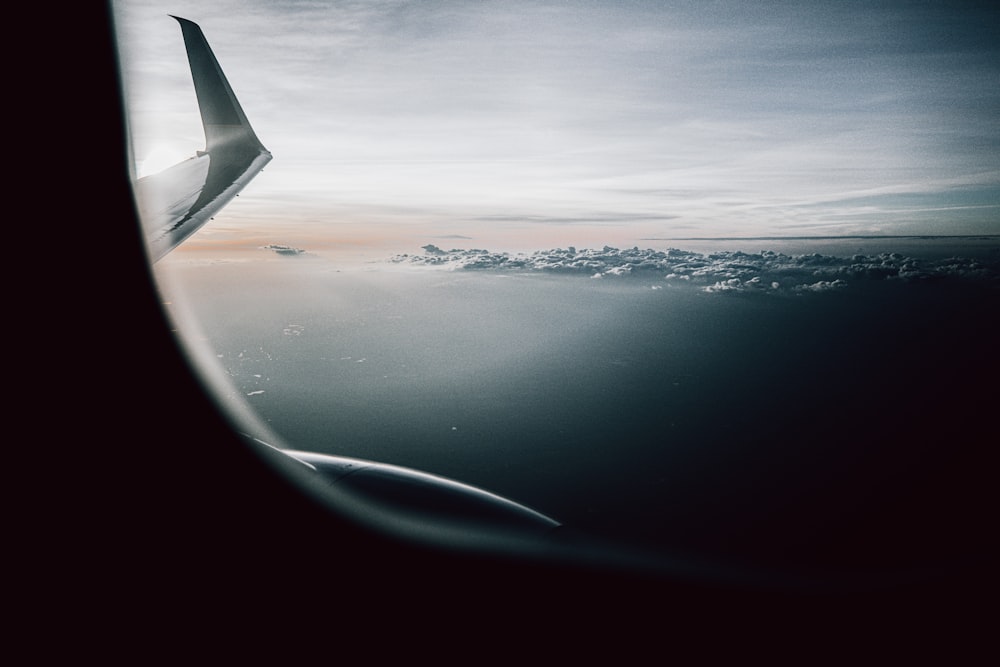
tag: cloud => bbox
[262,244,305,256]
[121,1,1000,238]
[389,244,1000,294]
[793,280,848,293]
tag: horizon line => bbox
[640,234,1000,241]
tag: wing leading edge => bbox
[135,16,272,262]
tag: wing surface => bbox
[136,16,271,262]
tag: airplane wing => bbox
[135,16,272,262]
[130,15,564,543]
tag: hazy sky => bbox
[117,0,1000,257]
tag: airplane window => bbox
[117,1,999,585]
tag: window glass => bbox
[118,0,1000,575]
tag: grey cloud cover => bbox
[120,0,1000,239]
[262,244,306,256]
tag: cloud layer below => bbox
[390,244,1000,294]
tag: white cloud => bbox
[793,280,848,293]
[389,244,1000,294]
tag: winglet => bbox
[170,15,266,154]
[136,17,271,262]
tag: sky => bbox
[117,0,1000,258]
